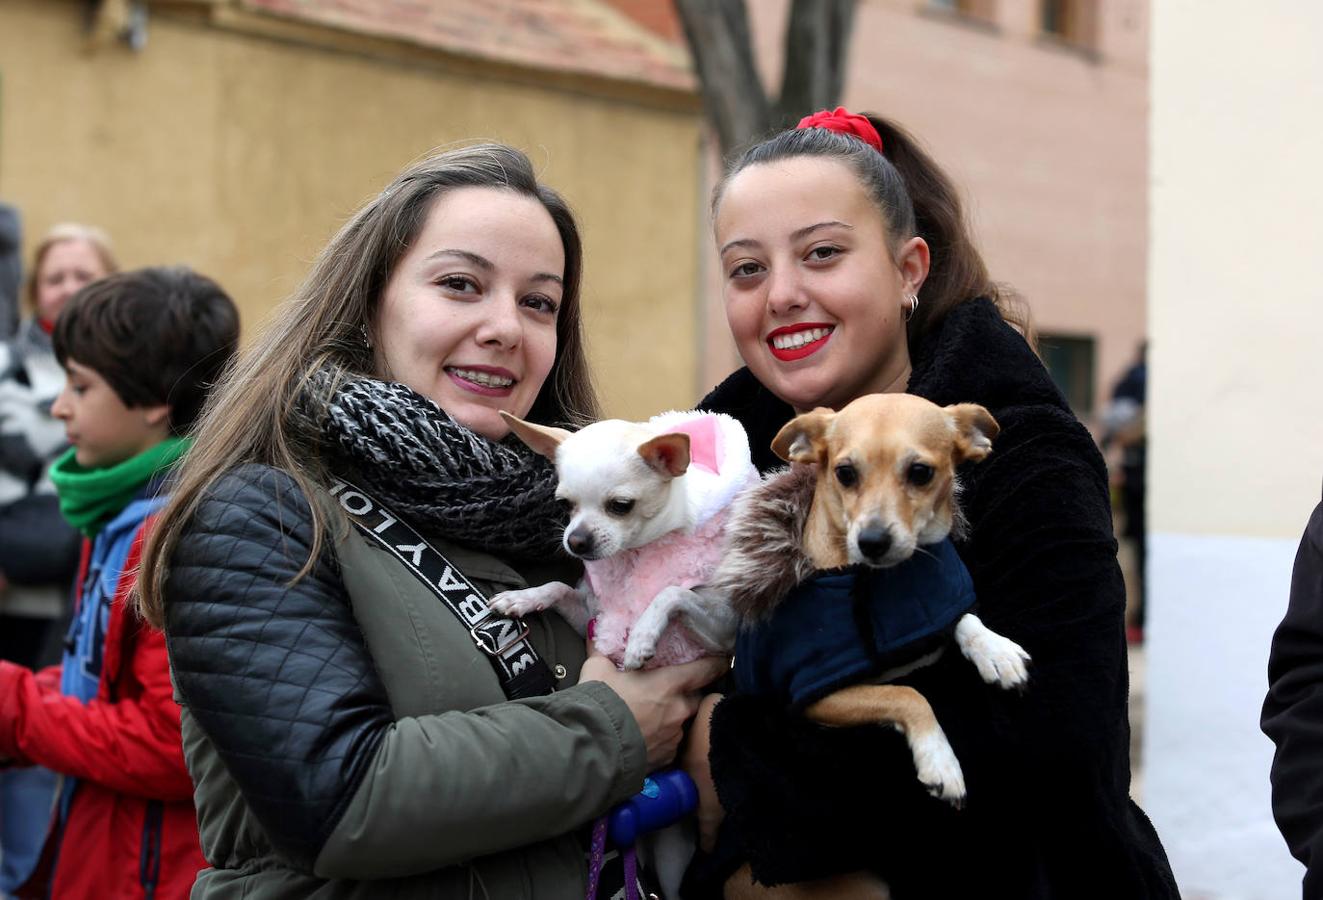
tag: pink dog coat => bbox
[584,411,760,669]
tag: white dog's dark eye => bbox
[834,464,858,488]
[908,462,935,486]
[606,498,636,516]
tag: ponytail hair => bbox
[713,114,1034,350]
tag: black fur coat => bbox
[1262,488,1323,896]
[686,299,1178,899]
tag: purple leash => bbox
[586,816,608,900]
[585,814,642,900]
[622,846,640,900]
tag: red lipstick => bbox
[766,323,834,362]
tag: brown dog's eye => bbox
[908,462,935,486]
[606,498,636,516]
[834,464,858,488]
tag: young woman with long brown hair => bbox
[138,144,723,898]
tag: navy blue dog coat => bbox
[734,538,976,710]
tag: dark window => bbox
[1039,333,1096,416]
[1040,0,1098,51]
[1042,0,1069,36]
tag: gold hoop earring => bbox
[904,293,919,323]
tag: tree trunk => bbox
[775,0,856,129]
[673,0,769,159]
[674,0,856,158]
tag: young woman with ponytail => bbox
[682,110,1178,898]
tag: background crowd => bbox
[0,216,115,894]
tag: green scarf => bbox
[49,437,191,538]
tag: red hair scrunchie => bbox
[796,107,884,154]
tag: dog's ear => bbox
[946,403,1000,463]
[771,408,833,464]
[501,411,571,460]
[637,432,691,478]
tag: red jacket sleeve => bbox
[0,540,194,802]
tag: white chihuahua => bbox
[491,409,757,670]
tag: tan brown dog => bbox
[767,393,1031,804]
[774,394,997,573]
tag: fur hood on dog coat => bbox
[585,410,760,668]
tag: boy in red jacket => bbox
[0,267,238,899]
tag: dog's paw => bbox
[955,614,1032,689]
[910,727,966,807]
[622,623,662,670]
[621,639,657,671]
[623,591,682,669]
[966,632,1032,689]
[489,587,551,618]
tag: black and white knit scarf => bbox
[295,372,566,559]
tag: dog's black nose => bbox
[856,527,892,561]
[566,529,595,558]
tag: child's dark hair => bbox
[53,266,240,434]
[713,114,1032,348]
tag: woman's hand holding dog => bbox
[580,645,728,769]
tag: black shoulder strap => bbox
[328,479,557,700]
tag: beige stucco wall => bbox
[1144,9,1323,895]
[1150,0,1323,538]
[700,0,1149,416]
[0,0,704,420]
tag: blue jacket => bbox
[61,486,169,705]
[734,538,976,710]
